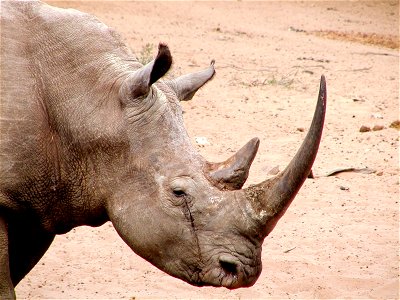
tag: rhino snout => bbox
[218,255,243,288]
[194,253,261,289]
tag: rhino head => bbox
[107,43,326,289]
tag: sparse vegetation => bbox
[240,71,297,89]
[138,43,154,65]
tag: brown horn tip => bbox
[243,75,327,235]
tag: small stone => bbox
[297,127,305,132]
[268,165,280,175]
[195,136,210,147]
[372,125,385,131]
[376,171,384,176]
[359,125,371,132]
[340,186,349,191]
[389,120,400,130]
[371,113,383,119]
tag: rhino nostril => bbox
[219,258,238,276]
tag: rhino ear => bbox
[148,43,173,86]
[205,138,260,190]
[122,43,172,99]
[170,60,215,101]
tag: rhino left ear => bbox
[148,43,173,86]
[122,43,172,100]
[169,60,216,101]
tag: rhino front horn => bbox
[241,75,327,236]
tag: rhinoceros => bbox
[0,1,326,298]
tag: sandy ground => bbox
[15,1,399,299]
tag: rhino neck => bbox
[1,1,143,233]
[3,127,131,234]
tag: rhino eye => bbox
[173,188,186,197]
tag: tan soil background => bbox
[15,1,399,299]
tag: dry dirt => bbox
[15,1,399,299]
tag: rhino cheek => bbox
[107,199,157,256]
[107,195,200,279]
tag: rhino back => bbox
[0,1,136,230]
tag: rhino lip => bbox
[194,268,239,289]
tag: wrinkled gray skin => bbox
[0,1,327,299]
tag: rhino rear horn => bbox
[206,138,260,190]
[170,60,215,101]
[122,43,172,99]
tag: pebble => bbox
[371,113,383,119]
[268,165,280,175]
[372,125,385,131]
[195,136,210,146]
[389,120,400,130]
[359,125,371,132]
